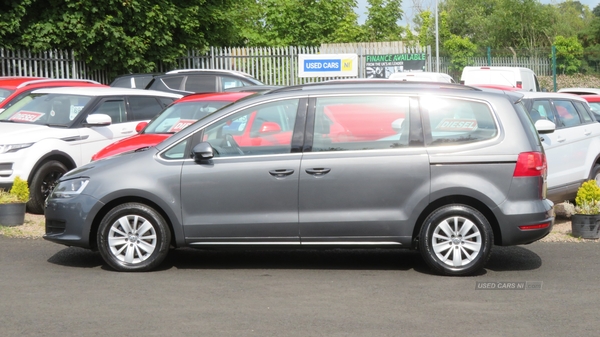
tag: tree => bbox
[443,34,477,71]
[0,0,243,76]
[240,0,360,46]
[363,0,404,41]
[441,0,555,53]
[553,35,583,74]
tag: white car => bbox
[557,88,600,95]
[0,87,182,213]
[521,92,600,202]
[388,71,455,83]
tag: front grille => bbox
[45,219,66,235]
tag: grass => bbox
[0,213,45,239]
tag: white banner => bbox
[298,54,358,78]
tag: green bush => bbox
[574,180,600,214]
[0,176,30,204]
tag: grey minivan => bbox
[44,81,554,276]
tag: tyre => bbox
[419,204,493,276]
[589,164,600,185]
[28,160,68,214]
[97,203,171,272]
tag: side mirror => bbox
[192,142,214,161]
[259,121,282,134]
[135,121,148,133]
[85,114,111,126]
[535,119,555,134]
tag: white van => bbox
[460,66,541,92]
[388,72,455,83]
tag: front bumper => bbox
[43,193,104,249]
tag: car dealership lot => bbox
[0,236,599,337]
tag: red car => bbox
[0,77,106,112]
[91,91,255,160]
[581,95,600,120]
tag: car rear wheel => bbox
[97,203,171,272]
[419,204,493,276]
[28,160,68,214]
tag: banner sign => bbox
[365,53,427,78]
[298,54,358,78]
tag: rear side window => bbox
[554,100,581,128]
[573,101,594,123]
[423,97,497,146]
[184,75,216,92]
[311,95,410,152]
[128,96,164,121]
[162,76,184,90]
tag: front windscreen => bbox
[143,100,231,134]
[0,93,93,126]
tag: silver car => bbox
[44,81,554,276]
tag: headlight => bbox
[0,143,33,154]
[50,178,90,199]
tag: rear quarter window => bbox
[422,97,497,146]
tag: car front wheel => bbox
[97,203,171,272]
[28,160,68,214]
[419,204,493,276]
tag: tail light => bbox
[516,81,523,89]
[513,152,546,177]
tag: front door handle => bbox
[305,168,331,176]
[269,169,294,177]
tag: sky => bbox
[355,0,600,25]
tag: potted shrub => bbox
[0,176,30,227]
[571,180,600,239]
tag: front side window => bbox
[423,97,497,146]
[530,100,555,124]
[221,76,245,90]
[90,99,126,123]
[0,93,92,126]
[311,95,410,152]
[202,99,299,157]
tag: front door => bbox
[180,98,306,243]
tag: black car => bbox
[110,73,163,89]
[145,69,264,95]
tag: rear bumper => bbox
[496,198,554,246]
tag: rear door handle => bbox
[305,168,331,176]
[269,169,294,177]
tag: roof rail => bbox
[165,69,254,78]
[265,79,480,94]
[16,79,101,89]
